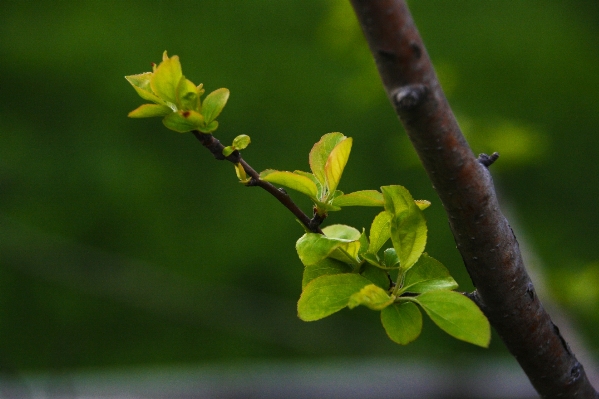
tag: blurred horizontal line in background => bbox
[2,359,537,399]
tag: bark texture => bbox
[349,1,599,397]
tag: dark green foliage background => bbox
[1,0,598,371]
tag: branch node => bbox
[393,84,428,111]
[308,210,327,232]
[477,152,500,167]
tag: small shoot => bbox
[126,51,229,133]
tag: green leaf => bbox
[415,200,431,210]
[151,52,183,105]
[324,137,352,194]
[260,170,318,200]
[348,284,393,310]
[323,224,362,265]
[331,190,384,207]
[309,133,346,186]
[361,264,391,290]
[383,248,399,268]
[125,73,168,106]
[128,103,173,118]
[298,274,372,321]
[177,77,199,111]
[380,302,423,345]
[222,146,235,157]
[302,258,352,289]
[162,110,205,133]
[200,120,219,133]
[358,229,369,256]
[381,185,427,272]
[234,163,250,183]
[322,224,361,241]
[415,290,491,347]
[202,88,230,123]
[232,134,251,150]
[368,211,392,255]
[296,233,343,267]
[399,253,458,294]
[293,170,323,197]
[362,252,381,267]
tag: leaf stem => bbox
[191,131,323,234]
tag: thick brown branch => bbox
[349,1,598,397]
[191,131,323,234]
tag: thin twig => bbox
[191,131,323,234]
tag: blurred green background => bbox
[1,0,598,391]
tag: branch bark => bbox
[349,1,599,397]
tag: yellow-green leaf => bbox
[348,284,393,310]
[381,302,423,345]
[297,274,372,321]
[382,185,427,272]
[151,52,183,105]
[260,170,318,200]
[399,254,458,294]
[415,290,491,347]
[309,133,346,186]
[368,211,392,255]
[325,137,352,194]
[331,190,384,207]
[177,77,199,111]
[232,134,251,150]
[128,103,173,118]
[202,88,230,123]
[125,73,168,106]
[162,110,204,133]
[302,258,352,289]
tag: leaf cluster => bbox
[283,135,490,347]
[126,51,229,134]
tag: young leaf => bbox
[302,258,352,289]
[202,88,230,124]
[232,134,251,150]
[415,200,431,210]
[309,133,346,186]
[328,241,361,266]
[361,264,391,290]
[260,170,318,200]
[399,253,458,294]
[380,302,423,345]
[324,137,353,194]
[368,211,392,255]
[331,190,384,207]
[322,224,361,241]
[150,52,183,105]
[126,73,168,106]
[234,163,250,183]
[162,110,204,133]
[177,77,199,111]
[296,233,342,266]
[223,146,235,157]
[201,120,219,133]
[297,274,372,321]
[128,103,173,118]
[415,290,491,347]
[381,185,427,272]
[348,284,393,310]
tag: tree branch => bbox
[191,131,323,234]
[349,1,598,397]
